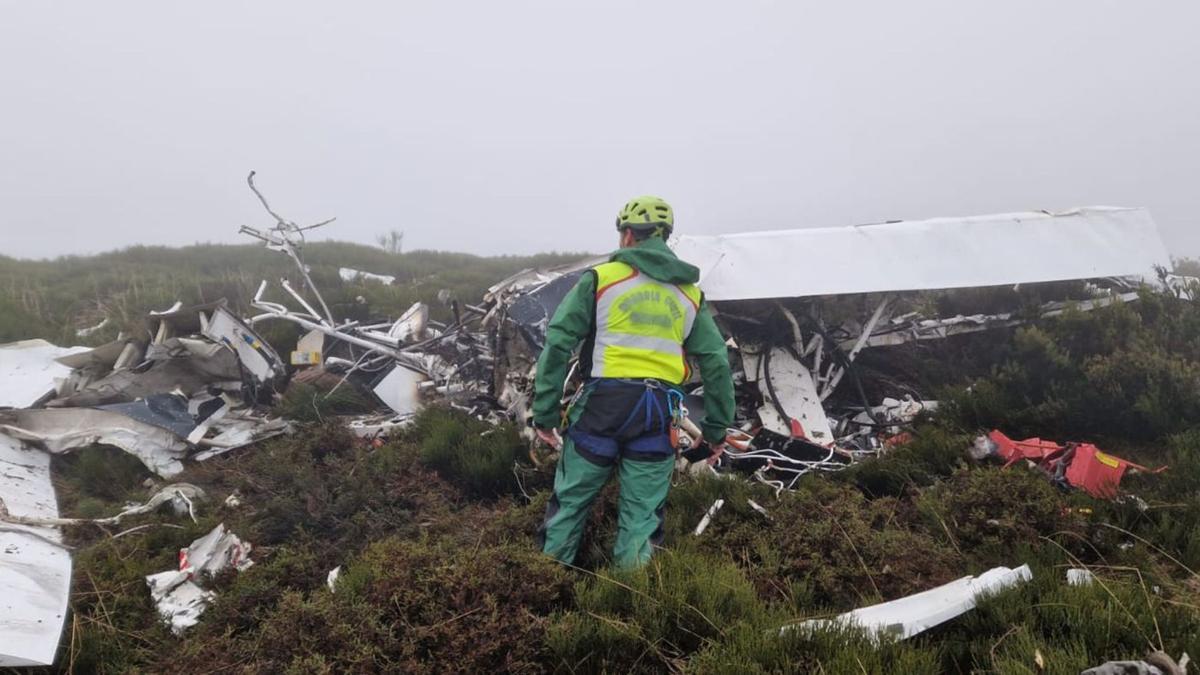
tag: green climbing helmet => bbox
[616,195,674,238]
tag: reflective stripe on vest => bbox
[590,261,701,384]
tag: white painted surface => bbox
[203,307,283,384]
[0,435,71,667]
[741,347,833,443]
[672,207,1170,301]
[791,564,1032,641]
[0,340,89,408]
[338,267,396,285]
[373,366,424,416]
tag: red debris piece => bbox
[986,431,1062,467]
[985,430,1166,499]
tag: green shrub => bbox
[917,467,1087,566]
[547,548,772,673]
[690,622,940,675]
[940,292,1200,444]
[837,424,970,497]
[413,407,528,499]
[52,445,154,514]
[939,560,1200,673]
[679,477,961,608]
[274,381,376,422]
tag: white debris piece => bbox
[788,564,1033,641]
[0,407,191,477]
[854,397,938,426]
[373,365,425,416]
[742,347,833,443]
[1,483,204,528]
[387,302,430,342]
[74,317,110,337]
[327,566,342,592]
[0,434,71,668]
[291,329,324,366]
[747,499,772,520]
[149,301,184,316]
[203,306,284,384]
[673,207,1170,302]
[0,339,90,408]
[693,499,725,536]
[145,577,214,636]
[1067,568,1096,586]
[347,413,414,439]
[191,413,291,461]
[339,267,396,285]
[145,523,253,634]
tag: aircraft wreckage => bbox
[0,194,1176,665]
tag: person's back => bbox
[532,196,735,568]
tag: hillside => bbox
[3,246,1199,673]
[0,242,590,346]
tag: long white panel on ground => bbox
[0,434,71,667]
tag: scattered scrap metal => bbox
[0,181,1181,667]
[972,430,1168,499]
[0,302,286,664]
[145,523,254,634]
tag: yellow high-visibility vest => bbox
[590,261,702,384]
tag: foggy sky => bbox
[2,1,1198,260]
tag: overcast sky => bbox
[2,2,1197,260]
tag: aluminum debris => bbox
[0,339,90,408]
[0,405,194,477]
[339,267,397,285]
[788,564,1033,641]
[1067,568,1096,586]
[0,196,1180,666]
[672,207,1170,301]
[693,498,726,536]
[1083,652,1191,675]
[145,523,253,634]
[0,434,71,668]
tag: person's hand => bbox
[706,442,727,465]
[535,427,563,450]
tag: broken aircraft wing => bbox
[671,207,1171,301]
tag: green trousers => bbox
[538,436,675,569]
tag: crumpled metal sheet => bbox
[0,434,71,668]
[48,354,241,408]
[95,394,198,439]
[672,207,1170,301]
[0,407,191,477]
[145,523,253,635]
[505,270,587,349]
[190,412,291,461]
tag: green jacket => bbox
[531,237,735,445]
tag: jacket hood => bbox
[609,237,700,285]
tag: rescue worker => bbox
[533,196,735,568]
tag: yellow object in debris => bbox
[290,351,321,366]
